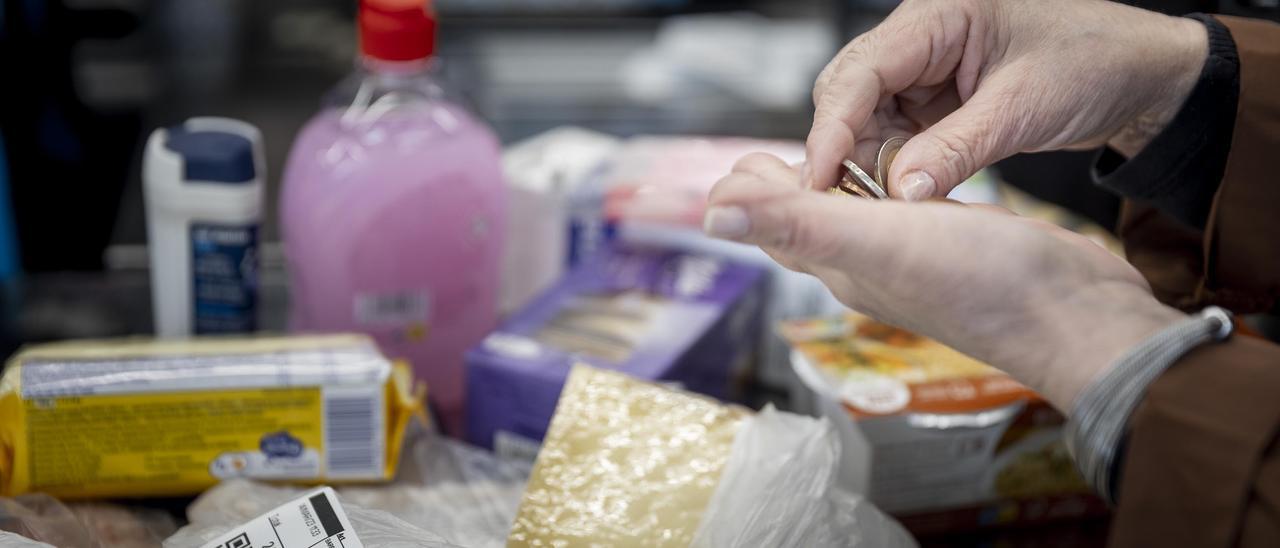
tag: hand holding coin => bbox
[828,136,907,200]
[804,0,1205,202]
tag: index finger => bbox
[805,52,886,190]
[804,3,973,190]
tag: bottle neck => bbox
[359,56,433,76]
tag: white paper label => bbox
[198,487,363,548]
[494,430,542,464]
[354,291,430,326]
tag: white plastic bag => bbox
[338,432,527,547]
[163,480,460,548]
[0,494,175,548]
[691,405,917,548]
[165,431,527,548]
[0,532,53,548]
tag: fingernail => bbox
[900,171,936,201]
[703,206,751,239]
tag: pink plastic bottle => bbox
[280,0,505,435]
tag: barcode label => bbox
[198,487,363,548]
[323,387,384,479]
[354,291,429,325]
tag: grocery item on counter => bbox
[280,0,506,436]
[0,334,423,499]
[0,494,176,548]
[465,244,764,453]
[782,313,1102,535]
[568,136,804,261]
[508,365,914,547]
[143,117,264,336]
[500,127,620,314]
[495,131,854,397]
[191,487,365,548]
[168,483,457,548]
[586,134,821,393]
[170,429,527,548]
[508,365,748,546]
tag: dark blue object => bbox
[191,222,257,334]
[165,126,256,183]
[0,133,19,281]
[260,431,304,459]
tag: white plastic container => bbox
[143,117,264,337]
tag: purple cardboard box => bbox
[465,244,764,451]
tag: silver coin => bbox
[876,136,908,190]
[839,159,888,200]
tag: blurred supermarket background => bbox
[2,0,1275,346]
[2,0,1279,547]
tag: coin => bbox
[838,159,888,199]
[830,181,875,199]
[876,136,908,190]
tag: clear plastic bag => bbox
[163,480,460,548]
[0,494,175,548]
[0,531,53,548]
[165,430,527,547]
[339,431,527,548]
[691,405,917,548]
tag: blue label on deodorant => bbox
[191,223,257,333]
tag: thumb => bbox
[887,88,1018,201]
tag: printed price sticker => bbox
[199,487,363,548]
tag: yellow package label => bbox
[0,334,424,499]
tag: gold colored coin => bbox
[876,136,908,191]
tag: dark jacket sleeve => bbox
[1117,15,1280,313]
[1109,15,1280,547]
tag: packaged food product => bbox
[0,335,423,499]
[507,365,748,546]
[465,244,763,453]
[508,366,914,547]
[782,313,1104,535]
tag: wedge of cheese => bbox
[508,365,747,547]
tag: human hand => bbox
[805,0,1208,200]
[706,153,1185,411]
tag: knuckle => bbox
[731,152,779,175]
[780,202,842,261]
[706,172,754,203]
[923,130,981,181]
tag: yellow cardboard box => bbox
[0,334,423,499]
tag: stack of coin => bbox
[829,136,907,200]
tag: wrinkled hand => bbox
[706,154,1184,411]
[805,0,1207,200]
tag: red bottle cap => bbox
[359,0,436,62]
